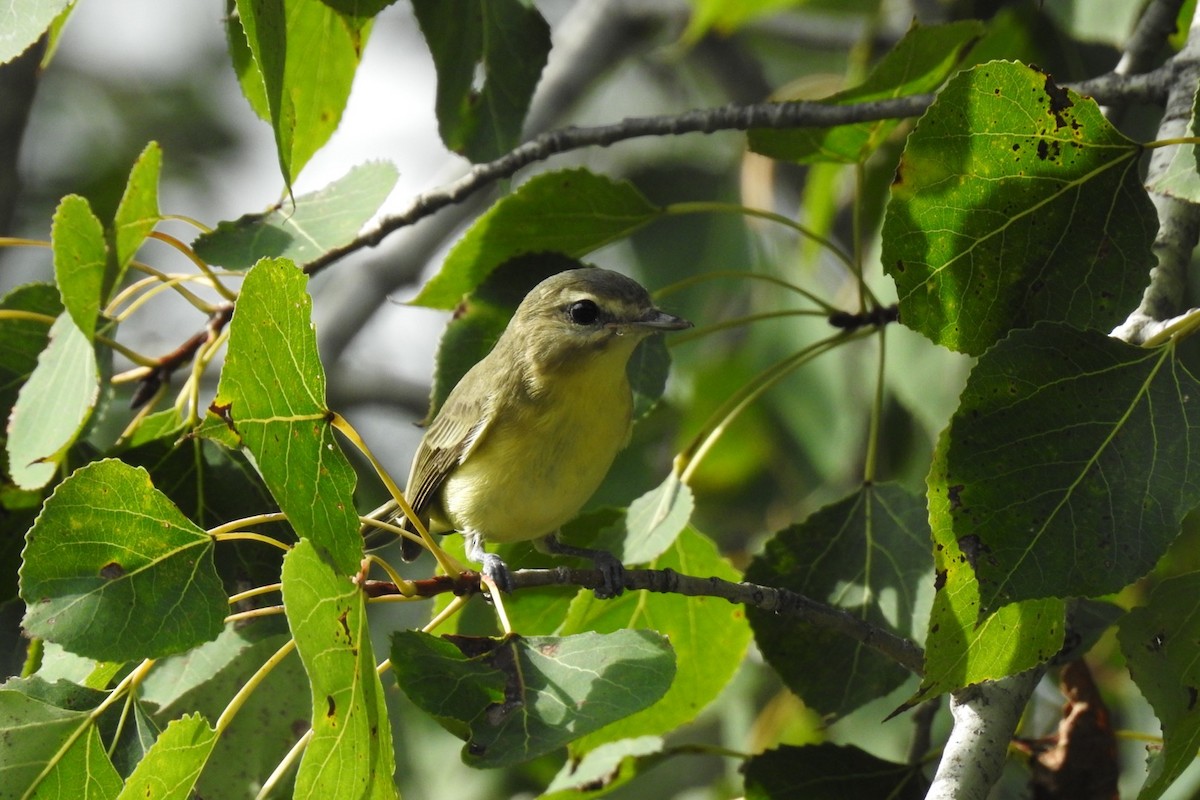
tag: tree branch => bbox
[1112,14,1200,344]
[363,565,926,675]
[925,667,1045,800]
[303,59,1179,279]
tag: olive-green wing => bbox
[403,371,495,524]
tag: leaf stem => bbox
[214,638,297,734]
[677,329,872,485]
[208,512,290,538]
[670,308,830,347]
[213,532,293,552]
[665,200,856,274]
[656,268,839,315]
[146,230,238,301]
[329,411,465,577]
[862,327,887,483]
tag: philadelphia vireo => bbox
[374,267,691,597]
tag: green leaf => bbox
[6,312,99,490]
[1118,573,1200,800]
[745,484,930,716]
[0,680,122,800]
[206,257,360,575]
[939,323,1200,614]
[193,161,399,269]
[622,473,693,564]
[413,170,662,309]
[742,743,929,800]
[412,0,551,162]
[542,736,666,798]
[627,334,674,420]
[680,0,815,42]
[881,60,1156,356]
[19,459,226,660]
[226,1,269,122]
[281,540,396,799]
[51,195,107,340]
[391,628,674,768]
[115,714,217,800]
[1146,83,1200,203]
[140,621,308,799]
[561,526,750,752]
[111,142,163,291]
[749,21,983,164]
[0,0,72,64]
[915,425,1064,704]
[0,283,62,428]
[234,0,371,186]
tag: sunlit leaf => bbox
[1146,83,1200,203]
[193,161,399,269]
[283,541,395,798]
[20,459,226,660]
[882,60,1155,355]
[234,0,371,186]
[622,473,693,565]
[111,141,163,291]
[0,0,72,64]
[51,195,107,340]
[413,170,662,309]
[542,736,667,798]
[7,313,99,490]
[413,0,550,162]
[391,628,673,768]
[115,714,217,800]
[206,257,360,575]
[0,283,62,427]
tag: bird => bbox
[370,267,691,598]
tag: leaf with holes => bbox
[882,60,1155,355]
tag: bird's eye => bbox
[566,300,600,325]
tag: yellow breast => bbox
[439,343,635,543]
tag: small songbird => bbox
[373,267,691,597]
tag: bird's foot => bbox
[466,533,516,593]
[542,534,626,599]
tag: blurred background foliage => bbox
[3,0,1195,797]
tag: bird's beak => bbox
[632,308,692,331]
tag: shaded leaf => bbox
[283,540,396,799]
[938,323,1200,614]
[6,313,99,490]
[562,526,749,752]
[745,484,930,716]
[0,679,122,799]
[742,743,929,800]
[206,257,360,575]
[881,60,1155,355]
[193,161,398,268]
[413,170,662,309]
[140,621,307,800]
[413,0,550,162]
[20,459,226,660]
[914,425,1064,705]
[0,283,62,429]
[391,628,673,768]
[1118,573,1200,800]
[750,21,983,164]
